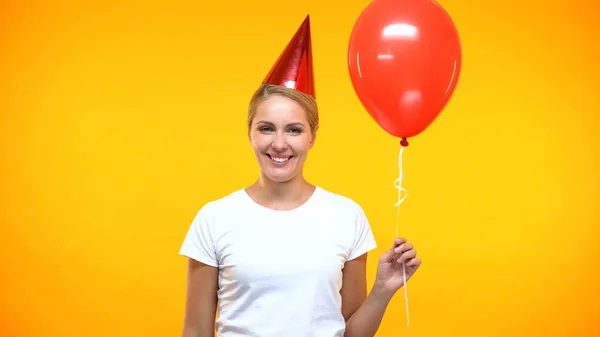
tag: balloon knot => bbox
[400,138,409,147]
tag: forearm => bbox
[344,284,394,337]
[181,326,215,337]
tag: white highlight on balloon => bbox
[382,23,418,40]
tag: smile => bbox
[267,154,292,163]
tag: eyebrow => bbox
[256,120,306,127]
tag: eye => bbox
[258,126,274,133]
[288,127,303,134]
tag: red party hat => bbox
[263,15,316,98]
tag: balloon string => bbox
[393,143,409,335]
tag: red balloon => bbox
[348,0,462,144]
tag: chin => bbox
[257,157,301,183]
[264,173,295,183]
[260,167,298,183]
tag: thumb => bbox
[379,237,406,263]
[379,247,395,263]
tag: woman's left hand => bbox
[374,237,422,296]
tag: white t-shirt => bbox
[179,186,378,337]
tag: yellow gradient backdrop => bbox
[1,0,598,336]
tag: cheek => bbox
[291,138,313,153]
[250,137,269,153]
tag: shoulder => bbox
[314,186,367,216]
[192,188,247,219]
[315,187,377,257]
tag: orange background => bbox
[1,0,598,336]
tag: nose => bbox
[271,132,288,151]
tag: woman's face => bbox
[249,95,315,183]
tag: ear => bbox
[309,128,317,149]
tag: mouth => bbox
[266,154,292,164]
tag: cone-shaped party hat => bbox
[262,15,315,98]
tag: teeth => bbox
[271,156,288,163]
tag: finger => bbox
[394,242,413,254]
[397,249,416,264]
[381,238,407,262]
[405,258,422,267]
[379,245,397,263]
[394,237,407,247]
[381,238,409,263]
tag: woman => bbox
[179,16,421,337]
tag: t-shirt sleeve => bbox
[179,203,219,267]
[348,205,378,260]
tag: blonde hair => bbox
[247,83,319,135]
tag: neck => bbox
[247,174,316,210]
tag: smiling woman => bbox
[178,15,421,337]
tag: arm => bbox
[181,258,219,337]
[342,238,421,337]
[341,253,392,337]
